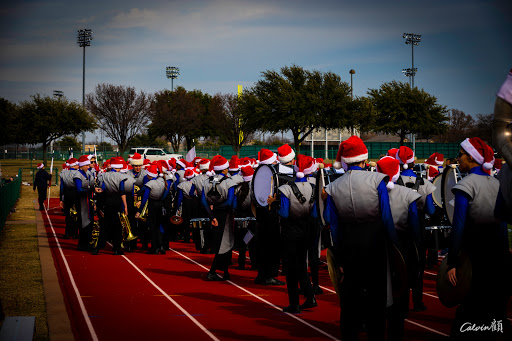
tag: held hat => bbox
[277,144,295,164]
[395,146,415,169]
[460,137,495,170]
[333,135,368,169]
[376,156,400,189]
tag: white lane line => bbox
[425,271,437,276]
[44,209,99,341]
[172,248,341,341]
[234,252,448,337]
[405,319,449,337]
[121,256,221,341]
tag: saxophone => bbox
[90,221,100,248]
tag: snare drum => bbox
[251,164,279,207]
[315,168,343,227]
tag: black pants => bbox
[256,207,281,280]
[210,208,231,273]
[281,217,314,306]
[104,194,123,251]
[306,218,321,287]
[148,200,164,251]
[37,187,47,209]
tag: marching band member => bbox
[233,165,258,270]
[447,137,510,340]
[60,158,79,239]
[73,155,96,251]
[253,149,285,286]
[135,164,166,255]
[191,158,213,253]
[322,136,398,339]
[200,155,241,281]
[376,156,422,341]
[395,145,435,312]
[94,157,129,255]
[176,168,198,243]
[268,154,318,313]
[33,163,52,211]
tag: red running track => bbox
[41,199,511,340]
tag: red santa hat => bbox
[395,146,415,169]
[494,158,503,171]
[240,165,254,182]
[433,152,444,166]
[158,160,169,172]
[294,154,316,179]
[130,152,143,166]
[333,136,368,169]
[78,155,91,167]
[497,68,512,105]
[277,144,295,164]
[424,154,438,167]
[259,149,277,165]
[239,158,252,168]
[176,158,187,169]
[145,164,160,178]
[211,155,229,171]
[120,162,129,173]
[110,157,124,169]
[460,137,495,170]
[228,155,240,172]
[198,158,210,171]
[193,156,202,165]
[315,157,324,165]
[427,166,439,180]
[376,156,400,189]
[37,163,44,169]
[167,158,177,171]
[142,158,151,169]
[102,159,111,169]
[251,158,258,168]
[184,168,195,179]
[68,158,78,167]
[387,148,399,158]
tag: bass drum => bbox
[315,168,343,227]
[431,174,443,208]
[441,165,463,225]
[251,164,279,208]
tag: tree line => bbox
[2,64,492,164]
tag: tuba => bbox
[119,212,137,244]
[171,203,183,225]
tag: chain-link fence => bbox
[1,168,22,229]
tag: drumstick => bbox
[269,176,274,210]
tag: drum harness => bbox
[207,175,229,204]
[288,182,316,205]
[396,176,423,192]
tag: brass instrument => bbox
[70,204,78,221]
[171,203,183,225]
[133,185,141,208]
[90,221,100,248]
[119,212,137,246]
[137,201,149,222]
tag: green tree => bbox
[246,65,353,151]
[86,83,153,153]
[18,95,96,164]
[0,98,20,145]
[128,133,167,149]
[365,81,448,145]
[55,136,82,151]
[97,141,113,152]
[149,87,205,152]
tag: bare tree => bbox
[438,109,475,142]
[472,113,493,144]
[86,84,152,153]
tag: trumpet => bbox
[171,203,183,225]
[137,201,149,222]
[133,185,141,208]
[119,212,137,244]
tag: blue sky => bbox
[1,0,511,143]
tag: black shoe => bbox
[412,304,427,312]
[236,264,245,270]
[113,250,125,255]
[223,272,230,281]
[146,248,158,254]
[158,248,166,255]
[313,286,324,295]
[254,276,265,285]
[91,248,99,255]
[126,246,134,252]
[265,278,285,286]
[283,305,301,313]
[205,273,223,281]
[300,297,317,310]
[77,245,91,251]
[141,245,149,251]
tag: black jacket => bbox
[34,169,51,190]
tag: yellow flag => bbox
[238,85,243,145]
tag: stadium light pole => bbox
[349,69,356,135]
[166,66,180,91]
[77,29,93,153]
[403,33,421,89]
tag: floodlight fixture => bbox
[349,69,355,99]
[53,90,64,99]
[77,28,93,152]
[166,66,180,91]
[402,32,421,89]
